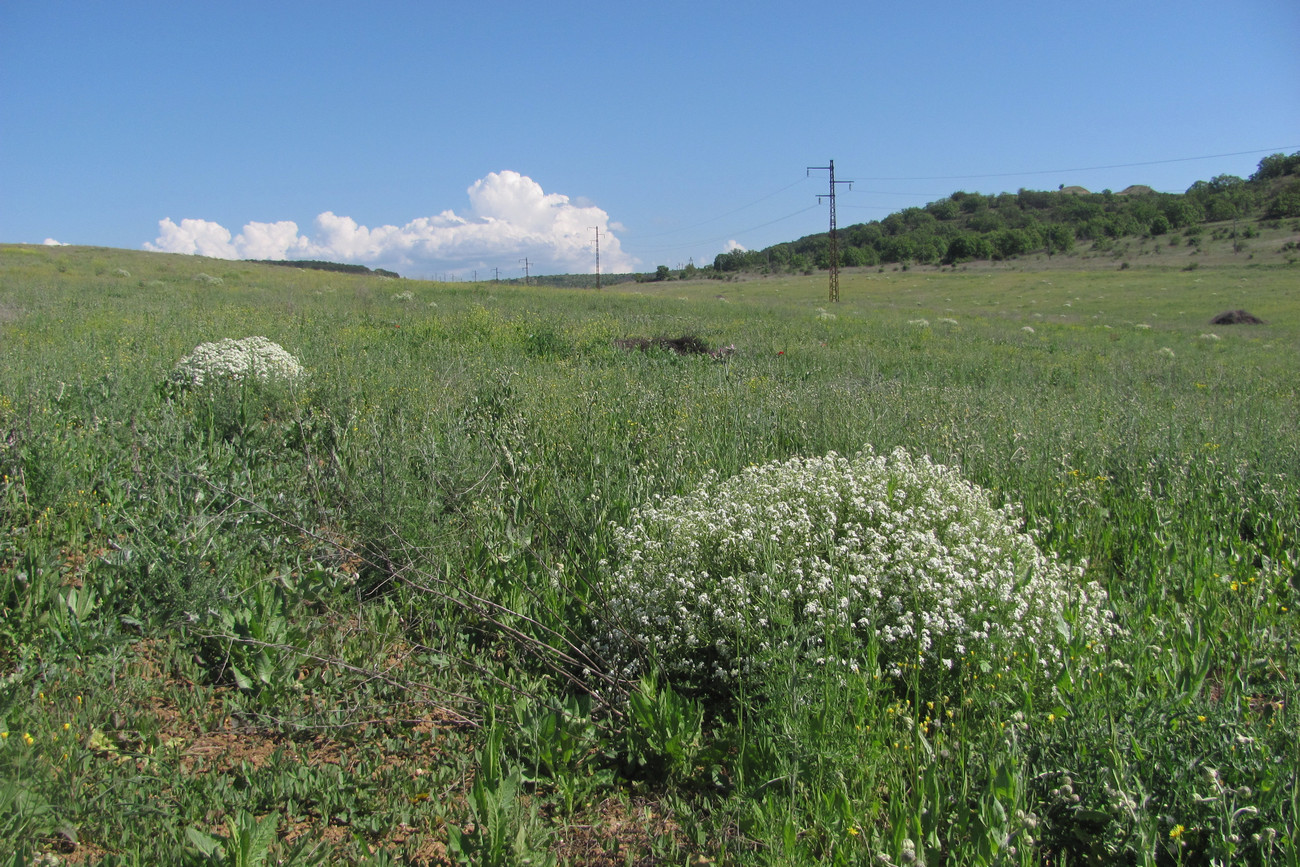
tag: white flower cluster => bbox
[171,336,305,387]
[594,446,1112,687]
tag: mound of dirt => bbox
[1209,310,1266,325]
[615,334,716,356]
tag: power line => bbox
[632,204,820,253]
[851,188,951,198]
[621,176,813,241]
[844,145,1300,182]
[840,203,916,211]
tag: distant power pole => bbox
[519,258,531,285]
[493,267,500,283]
[590,227,602,289]
[807,159,852,303]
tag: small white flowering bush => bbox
[594,446,1112,691]
[170,337,305,388]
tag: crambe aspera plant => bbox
[624,675,704,783]
[448,717,555,867]
[196,580,309,706]
[593,446,1114,694]
[185,809,279,867]
[169,337,305,388]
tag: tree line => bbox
[710,151,1300,273]
[247,259,402,279]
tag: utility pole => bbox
[590,227,602,290]
[807,159,852,303]
[493,267,500,283]
[519,258,531,285]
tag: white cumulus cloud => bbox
[723,239,747,253]
[146,218,239,258]
[144,171,635,276]
[235,220,308,260]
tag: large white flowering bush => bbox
[593,446,1112,690]
[170,337,305,388]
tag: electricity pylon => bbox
[807,160,852,302]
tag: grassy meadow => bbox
[1,242,1297,865]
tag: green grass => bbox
[1,242,1297,865]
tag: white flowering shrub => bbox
[594,446,1112,691]
[170,336,305,388]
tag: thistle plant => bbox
[593,446,1114,693]
[170,336,305,388]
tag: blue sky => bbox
[2,1,1298,278]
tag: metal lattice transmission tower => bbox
[807,159,852,302]
[590,226,602,289]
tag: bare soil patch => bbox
[1210,309,1266,325]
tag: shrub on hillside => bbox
[592,446,1113,694]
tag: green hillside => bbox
[710,150,1300,274]
[1,212,1298,864]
